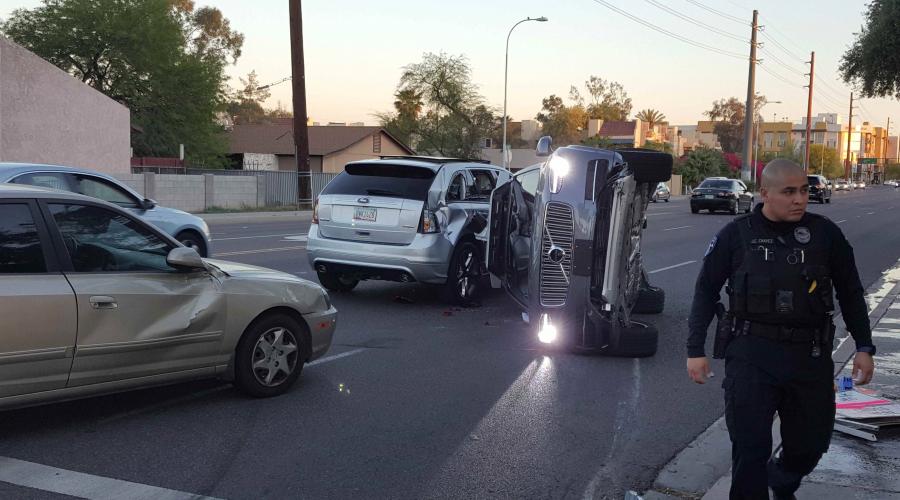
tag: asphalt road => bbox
[2,186,900,499]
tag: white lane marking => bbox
[0,456,222,500]
[664,225,692,231]
[645,212,673,216]
[283,235,308,241]
[836,219,847,224]
[213,233,304,241]
[215,245,306,257]
[307,348,367,367]
[867,212,876,215]
[648,260,697,274]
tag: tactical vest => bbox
[727,213,835,328]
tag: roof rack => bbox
[378,155,491,165]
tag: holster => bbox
[713,303,734,359]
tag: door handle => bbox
[89,296,118,309]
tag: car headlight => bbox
[538,313,558,344]
[548,156,570,194]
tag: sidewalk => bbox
[641,260,900,500]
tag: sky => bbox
[1,0,895,130]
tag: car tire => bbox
[825,196,831,204]
[444,241,483,306]
[317,271,359,292]
[729,202,738,215]
[664,198,669,202]
[234,313,307,398]
[609,320,658,358]
[176,230,207,257]
[633,285,665,314]
[691,206,699,214]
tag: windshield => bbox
[807,176,822,186]
[322,163,437,201]
[699,180,736,190]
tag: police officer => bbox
[686,159,876,499]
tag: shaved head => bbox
[759,158,808,222]
[761,159,805,189]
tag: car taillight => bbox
[420,209,439,234]
[312,201,319,224]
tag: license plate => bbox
[353,207,377,222]
[704,194,714,199]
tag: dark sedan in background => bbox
[690,178,754,214]
[807,174,832,203]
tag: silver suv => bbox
[307,156,510,304]
[487,138,671,356]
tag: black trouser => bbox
[723,335,835,499]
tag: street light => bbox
[753,99,782,184]
[503,16,548,170]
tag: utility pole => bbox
[803,51,814,172]
[741,10,759,183]
[290,0,311,208]
[845,92,855,181]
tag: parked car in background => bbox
[0,185,336,410]
[0,163,212,256]
[307,156,510,305]
[651,182,671,202]
[487,139,672,357]
[807,174,832,203]
[835,181,851,191]
[690,178,754,214]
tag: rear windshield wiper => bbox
[366,188,403,197]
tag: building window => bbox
[764,132,773,148]
[483,138,493,148]
[778,132,787,147]
[373,134,382,154]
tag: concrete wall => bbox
[154,175,206,213]
[0,37,131,175]
[212,175,257,209]
[480,148,542,170]
[117,173,145,197]
[243,153,277,171]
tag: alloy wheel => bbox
[251,327,299,387]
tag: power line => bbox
[644,0,747,43]
[590,0,746,59]
[684,0,748,25]
[758,63,804,88]
[759,32,806,64]
[758,47,806,77]
[759,15,810,58]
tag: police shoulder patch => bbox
[705,235,718,257]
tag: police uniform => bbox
[688,204,874,499]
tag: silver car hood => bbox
[205,259,305,282]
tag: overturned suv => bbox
[486,138,672,357]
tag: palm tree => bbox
[394,89,424,120]
[635,109,667,128]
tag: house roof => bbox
[228,119,415,156]
[599,120,637,137]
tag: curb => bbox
[641,258,900,500]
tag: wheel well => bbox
[175,229,208,257]
[241,306,313,362]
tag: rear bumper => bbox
[306,224,453,284]
[690,198,736,210]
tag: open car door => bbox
[487,177,534,309]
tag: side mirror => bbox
[141,198,157,210]
[167,247,206,271]
[536,136,553,157]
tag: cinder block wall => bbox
[117,174,145,197]
[113,173,259,212]
[154,175,206,212]
[213,176,257,208]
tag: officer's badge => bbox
[794,226,811,244]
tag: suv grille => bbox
[540,202,574,306]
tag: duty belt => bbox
[736,321,820,343]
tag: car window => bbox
[515,169,540,196]
[0,204,47,274]
[322,163,436,201]
[11,172,72,192]
[466,169,497,201]
[74,175,138,208]
[49,204,173,273]
[699,180,735,190]
[446,172,465,202]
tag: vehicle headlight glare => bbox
[538,313,558,344]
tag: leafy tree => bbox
[808,145,843,178]
[705,96,767,153]
[885,162,900,181]
[636,109,667,129]
[2,0,243,166]
[582,76,632,121]
[226,70,271,124]
[535,94,587,146]
[642,140,673,154]
[841,0,900,98]
[761,138,803,165]
[676,147,728,186]
[378,52,494,158]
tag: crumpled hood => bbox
[204,259,303,282]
